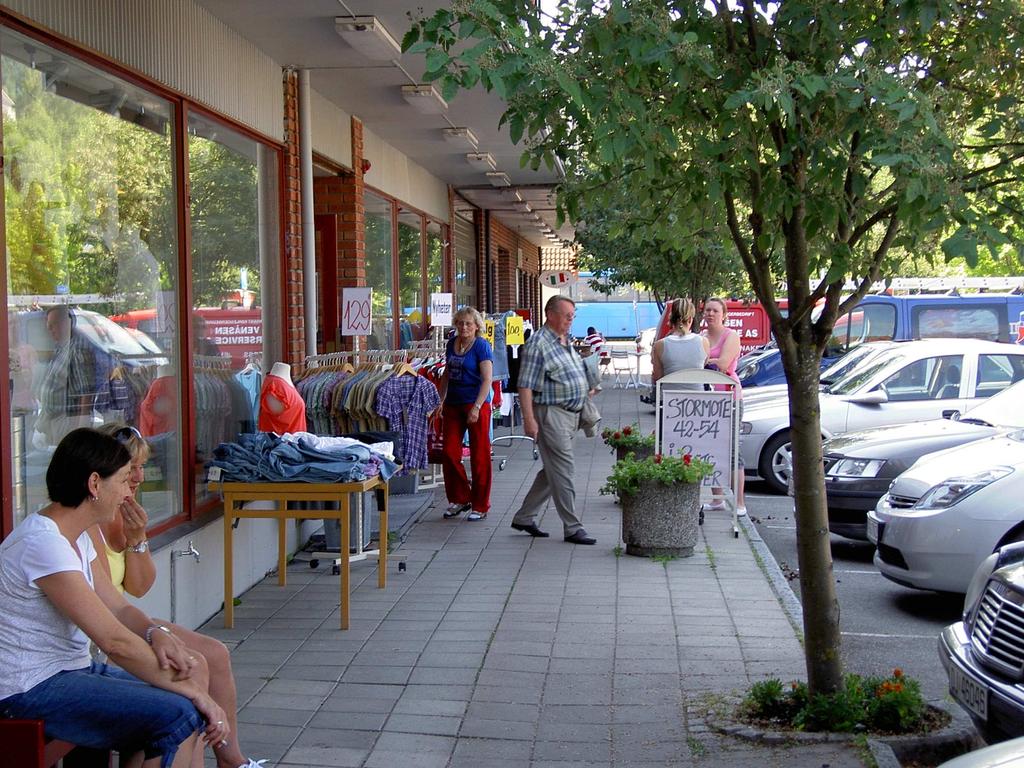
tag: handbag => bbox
[427,412,445,464]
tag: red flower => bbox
[613,431,622,440]
[893,668,903,679]
[623,426,633,435]
[683,454,692,465]
[654,454,663,464]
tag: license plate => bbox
[867,517,881,544]
[949,664,989,720]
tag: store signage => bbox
[484,319,495,346]
[430,292,453,326]
[506,315,524,345]
[658,389,734,488]
[341,287,372,336]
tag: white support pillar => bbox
[298,69,317,357]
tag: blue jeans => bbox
[0,661,201,767]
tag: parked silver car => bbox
[939,542,1024,744]
[741,339,1024,493]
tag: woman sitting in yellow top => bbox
[88,423,265,768]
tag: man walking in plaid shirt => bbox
[511,295,600,545]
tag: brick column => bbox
[282,69,304,366]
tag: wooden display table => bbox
[212,477,388,630]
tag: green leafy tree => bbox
[573,180,747,304]
[407,0,1024,695]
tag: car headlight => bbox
[740,422,752,435]
[739,362,759,381]
[828,458,884,478]
[913,467,1013,510]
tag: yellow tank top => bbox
[104,540,127,594]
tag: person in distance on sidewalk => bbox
[511,295,600,545]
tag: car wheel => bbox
[759,431,792,495]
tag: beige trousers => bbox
[512,404,583,536]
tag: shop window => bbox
[2,29,182,526]
[365,191,394,349]
[398,210,423,348]
[426,220,444,326]
[187,112,278,507]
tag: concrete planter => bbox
[620,479,701,557]
[614,444,655,462]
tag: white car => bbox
[867,430,1024,593]
[741,340,900,409]
[740,339,1024,493]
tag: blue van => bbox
[738,293,1024,387]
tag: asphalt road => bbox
[747,480,963,701]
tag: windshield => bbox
[75,310,161,357]
[964,380,1024,427]
[830,354,906,395]
[820,344,887,384]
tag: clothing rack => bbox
[491,392,538,470]
[193,354,232,371]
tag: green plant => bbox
[652,553,677,567]
[601,424,655,453]
[600,453,714,497]
[612,544,623,558]
[739,670,928,734]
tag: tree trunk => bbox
[778,337,843,696]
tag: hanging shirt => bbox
[445,336,494,405]
[258,374,307,434]
[374,375,441,470]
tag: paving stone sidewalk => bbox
[202,386,868,767]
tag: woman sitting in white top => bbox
[0,427,229,767]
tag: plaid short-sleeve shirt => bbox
[517,326,599,412]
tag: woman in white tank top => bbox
[652,298,710,390]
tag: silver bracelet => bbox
[145,624,172,644]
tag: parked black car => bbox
[940,542,1024,743]
[822,376,1024,540]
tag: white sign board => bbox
[658,389,734,488]
[341,287,372,336]
[430,292,453,327]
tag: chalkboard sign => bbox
[657,385,736,489]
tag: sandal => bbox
[444,503,471,519]
[467,511,487,521]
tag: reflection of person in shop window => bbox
[35,306,102,446]
[191,314,222,357]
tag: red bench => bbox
[0,720,111,767]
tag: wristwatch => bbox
[128,540,149,553]
[145,624,172,644]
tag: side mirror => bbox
[847,389,889,405]
[942,409,961,421]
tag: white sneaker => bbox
[736,506,747,517]
[237,760,268,768]
[704,500,727,512]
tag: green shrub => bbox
[739,669,926,734]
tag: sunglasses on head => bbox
[114,425,144,445]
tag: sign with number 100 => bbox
[341,287,372,336]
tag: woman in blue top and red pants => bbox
[440,307,493,521]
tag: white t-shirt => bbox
[0,512,96,700]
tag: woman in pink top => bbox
[702,298,746,515]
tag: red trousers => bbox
[440,401,492,513]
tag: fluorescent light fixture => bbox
[401,84,448,114]
[512,201,532,213]
[466,152,496,171]
[486,171,512,187]
[442,127,478,149]
[335,16,401,60]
